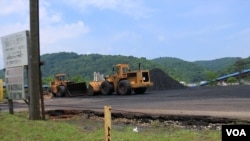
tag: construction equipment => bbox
[50,73,87,97]
[88,63,153,95]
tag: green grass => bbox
[0,112,221,141]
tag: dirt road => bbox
[1,85,250,122]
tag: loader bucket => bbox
[66,82,88,96]
[88,81,102,95]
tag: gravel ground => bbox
[1,85,250,130]
[44,85,250,130]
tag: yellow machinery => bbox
[88,63,153,95]
[50,73,87,97]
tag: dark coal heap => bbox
[148,68,186,91]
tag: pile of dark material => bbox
[148,68,185,91]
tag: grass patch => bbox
[0,112,221,141]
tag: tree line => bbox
[1,52,249,85]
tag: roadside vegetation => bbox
[0,111,221,141]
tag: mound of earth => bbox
[148,68,185,91]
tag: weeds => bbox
[0,112,221,141]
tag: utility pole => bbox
[29,0,41,120]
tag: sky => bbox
[0,0,250,69]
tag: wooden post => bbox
[8,99,14,114]
[104,106,111,141]
[29,0,41,120]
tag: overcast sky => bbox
[0,0,250,69]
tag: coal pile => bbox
[148,68,185,91]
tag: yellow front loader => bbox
[50,73,87,97]
[88,63,153,95]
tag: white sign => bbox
[1,30,29,68]
[5,66,25,100]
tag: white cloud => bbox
[111,31,141,42]
[157,35,166,42]
[40,6,62,25]
[0,0,91,68]
[0,0,249,68]
[192,24,234,36]
[180,1,228,17]
[39,1,90,54]
[70,0,122,9]
[62,0,153,19]
[236,28,250,40]
[0,0,28,16]
[171,24,234,39]
[37,1,90,54]
[0,23,28,37]
[226,28,250,41]
[41,21,89,45]
[182,5,224,17]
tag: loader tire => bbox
[100,81,113,95]
[117,80,131,95]
[134,87,147,94]
[48,87,56,97]
[88,85,100,95]
[57,86,66,97]
[88,85,94,95]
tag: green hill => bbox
[193,57,239,71]
[151,57,206,82]
[0,52,249,84]
[40,52,160,82]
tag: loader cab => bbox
[55,74,68,81]
[52,73,70,86]
[114,64,130,78]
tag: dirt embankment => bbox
[46,109,250,131]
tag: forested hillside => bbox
[40,52,161,82]
[152,57,206,82]
[217,57,250,76]
[39,53,223,83]
[0,52,249,84]
[193,57,239,71]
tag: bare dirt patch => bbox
[46,109,250,131]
